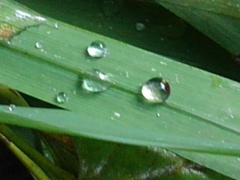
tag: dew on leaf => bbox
[82,69,112,93]
[8,104,16,112]
[35,42,43,49]
[141,77,170,103]
[56,92,68,103]
[87,41,107,58]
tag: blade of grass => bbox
[1,0,240,179]
[1,106,240,178]
[156,0,240,54]
[0,124,75,180]
[0,132,50,180]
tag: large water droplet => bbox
[82,69,111,93]
[87,41,107,58]
[141,78,170,103]
[56,92,68,103]
[8,104,16,112]
[35,42,42,49]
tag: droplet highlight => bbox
[8,104,16,112]
[54,22,59,29]
[136,22,145,31]
[141,78,170,103]
[56,92,68,103]
[87,41,107,58]
[82,69,111,93]
[35,42,42,49]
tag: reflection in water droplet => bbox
[8,104,16,112]
[82,69,111,93]
[156,112,161,117]
[136,22,145,31]
[56,92,68,103]
[141,78,170,103]
[87,41,107,58]
[35,42,42,49]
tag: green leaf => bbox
[1,0,240,179]
[156,0,240,54]
[0,105,240,178]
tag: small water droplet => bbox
[227,108,234,118]
[151,68,157,72]
[56,92,68,103]
[82,69,111,93]
[156,112,161,117]
[87,41,107,58]
[54,23,59,29]
[160,61,167,65]
[8,104,16,112]
[125,71,129,78]
[35,42,42,49]
[221,140,225,143]
[114,112,121,118]
[175,74,180,83]
[141,78,170,103]
[135,22,145,31]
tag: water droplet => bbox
[56,92,68,103]
[87,41,107,58]
[54,23,59,29]
[82,69,112,93]
[136,22,145,31]
[227,108,234,118]
[141,78,170,103]
[114,112,121,118]
[35,42,42,49]
[156,112,161,117]
[160,61,167,65]
[125,71,130,78]
[175,74,180,83]
[8,104,16,112]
